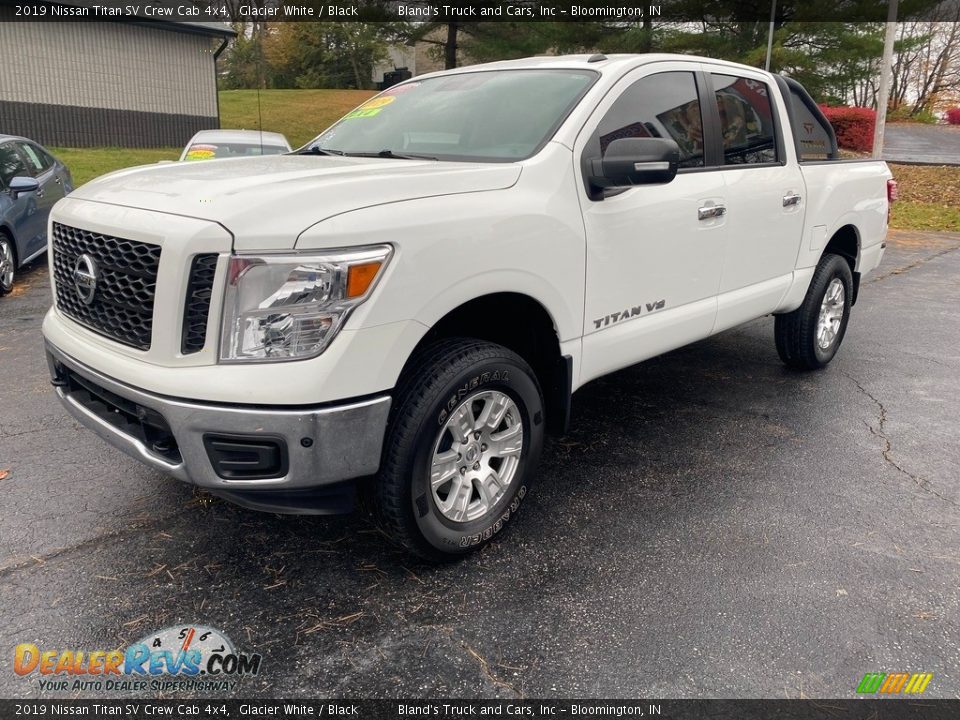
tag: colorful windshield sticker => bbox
[344,95,395,119]
[185,144,217,161]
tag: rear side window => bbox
[17,142,51,173]
[712,74,778,165]
[596,71,705,168]
[0,143,29,185]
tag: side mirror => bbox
[9,176,40,198]
[589,138,680,191]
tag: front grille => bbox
[181,254,218,354]
[52,223,161,351]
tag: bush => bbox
[888,106,938,124]
[820,106,876,152]
[947,108,960,125]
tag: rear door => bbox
[704,69,806,331]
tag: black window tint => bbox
[0,143,30,185]
[712,74,778,165]
[596,72,704,169]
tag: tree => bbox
[891,6,960,116]
[264,22,390,89]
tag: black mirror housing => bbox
[589,138,680,191]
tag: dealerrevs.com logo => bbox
[856,672,933,695]
[14,625,262,693]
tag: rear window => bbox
[184,143,287,161]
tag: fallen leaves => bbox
[889,163,960,205]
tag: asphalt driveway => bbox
[883,123,960,165]
[1,230,958,699]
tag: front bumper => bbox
[46,342,391,514]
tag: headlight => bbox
[219,245,392,363]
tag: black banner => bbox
[0,700,959,720]
[1,0,958,23]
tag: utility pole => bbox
[872,0,899,159]
[764,0,776,72]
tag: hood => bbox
[71,155,522,250]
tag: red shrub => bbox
[946,107,960,125]
[819,106,877,152]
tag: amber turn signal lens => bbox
[346,261,382,298]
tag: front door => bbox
[16,141,65,260]
[577,64,728,384]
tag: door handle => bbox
[35,189,44,199]
[783,192,802,207]
[698,205,726,221]
[55,177,62,185]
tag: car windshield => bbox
[184,142,287,160]
[305,69,597,162]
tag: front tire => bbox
[0,235,15,296]
[775,252,853,370]
[372,339,545,561]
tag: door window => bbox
[17,142,51,174]
[0,143,30,185]
[712,74,778,165]
[595,71,705,169]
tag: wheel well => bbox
[823,224,860,304]
[0,225,17,271]
[405,293,571,435]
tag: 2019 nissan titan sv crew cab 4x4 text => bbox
[43,54,894,559]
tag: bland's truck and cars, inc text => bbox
[43,54,893,559]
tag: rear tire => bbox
[0,235,15,296]
[775,252,853,370]
[371,338,544,561]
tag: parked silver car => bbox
[179,129,291,161]
[0,135,72,295]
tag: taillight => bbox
[886,179,897,224]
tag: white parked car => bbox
[179,129,291,161]
[43,54,894,560]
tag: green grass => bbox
[218,88,375,148]
[49,147,180,187]
[890,201,960,232]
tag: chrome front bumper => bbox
[46,342,391,513]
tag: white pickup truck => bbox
[43,54,894,559]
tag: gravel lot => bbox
[1,230,958,699]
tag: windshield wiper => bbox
[299,146,347,156]
[343,150,438,161]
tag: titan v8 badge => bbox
[593,299,665,330]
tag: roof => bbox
[188,130,290,147]
[416,53,768,79]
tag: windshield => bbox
[306,69,597,162]
[183,143,287,161]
